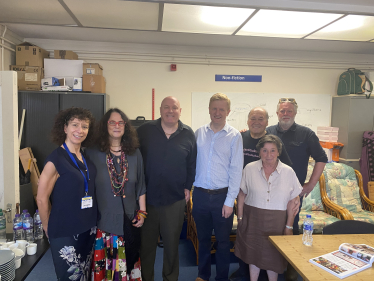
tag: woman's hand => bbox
[283,227,293,235]
[132,215,145,228]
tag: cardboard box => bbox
[73,78,82,91]
[83,74,106,93]
[16,42,49,67]
[83,63,103,75]
[10,65,44,91]
[54,50,78,60]
[44,59,83,78]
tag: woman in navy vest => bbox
[37,107,97,281]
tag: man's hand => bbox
[287,197,300,218]
[222,205,233,218]
[184,189,190,203]
[239,128,248,133]
[300,182,315,197]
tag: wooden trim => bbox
[355,170,374,212]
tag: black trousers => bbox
[140,199,186,281]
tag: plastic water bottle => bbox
[0,209,6,239]
[34,210,43,240]
[23,213,34,242]
[13,214,24,241]
[302,214,314,246]
[21,209,29,221]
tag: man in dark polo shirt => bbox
[137,96,197,281]
[267,98,327,281]
[242,107,292,167]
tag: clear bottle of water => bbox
[0,209,6,239]
[302,214,314,246]
[13,214,25,241]
[21,209,29,221]
[23,213,34,242]
[33,210,43,240]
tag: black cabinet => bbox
[18,91,108,171]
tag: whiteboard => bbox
[191,92,331,132]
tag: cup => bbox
[26,243,37,255]
[14,256,21,269]
[16,240,29,253]
[9,243,19,250]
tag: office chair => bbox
[323,220,374,235]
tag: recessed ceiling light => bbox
[318,15,366,32]
[163,4,255,34]
[237,9,343,38]
[200,6,255,27]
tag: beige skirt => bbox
[234,204,288,274]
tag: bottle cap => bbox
[25,214,30,217]
[0,211,3,216]
[36,210,39,213]
[306,214,312,218]
[23,209,27,213]
[15,214,20,217]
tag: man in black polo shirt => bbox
[267,98,327,281]
[137,96,197,281]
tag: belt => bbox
[195,186,228,195]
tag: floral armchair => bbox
[320,163,374,223]
[298,163,351,234]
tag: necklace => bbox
[106,151,128,197]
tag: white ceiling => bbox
[1,0,374,54]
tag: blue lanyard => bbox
[63,143,90,195]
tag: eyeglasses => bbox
[279,98,297,105]
[108,120,126,127]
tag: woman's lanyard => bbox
[63,143,92,209]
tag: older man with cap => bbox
[267,98,327,281]
[137,96,197,281]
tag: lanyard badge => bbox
[63,143,92,209]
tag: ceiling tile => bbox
[0,0,76,25]
[163,4,255,35]
[307,15,374,41]
[236,9,343,38]
[64,0,159,30]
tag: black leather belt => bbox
[195,186,228,195]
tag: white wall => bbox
[27,38,374,126]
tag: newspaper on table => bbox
[309,243,374,279]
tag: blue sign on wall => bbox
[215,75,262,82]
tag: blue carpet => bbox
[24,239,300,281]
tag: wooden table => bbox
[269,234,374,281]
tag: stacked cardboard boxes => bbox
[82,63,106,93]
[10,42,50,90]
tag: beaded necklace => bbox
[106,150,128,197]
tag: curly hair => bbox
[51,107,96,147]
[96,108,139,155]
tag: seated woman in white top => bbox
[234,134,302,281]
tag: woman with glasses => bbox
[86,108,146,281]
[37,107,97,281]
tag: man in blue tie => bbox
[193,93,243,281]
